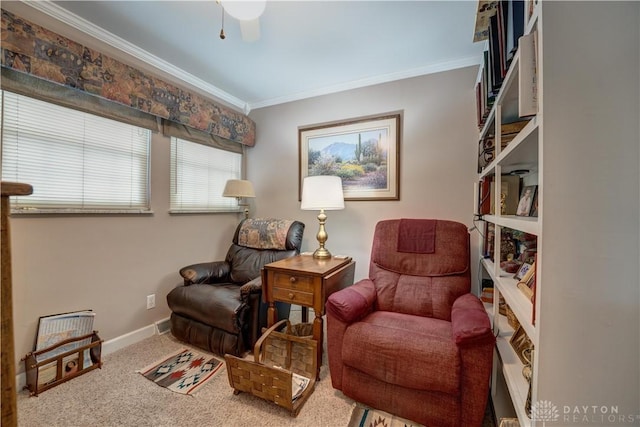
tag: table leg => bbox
[313,313,323,381]
[267,302,277,327]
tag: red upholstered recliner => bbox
[326,219,494,427]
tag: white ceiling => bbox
[11,1,485,113]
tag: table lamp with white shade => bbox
[300,175,345,259]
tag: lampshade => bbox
[301,176,344,211]
[222,179,255,198]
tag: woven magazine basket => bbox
[225,319,317,416]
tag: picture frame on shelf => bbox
[517,260,536,300]
[514,261,533,281]
[298,113,400,201]
[509,326,533,364]
[516,185,537,216]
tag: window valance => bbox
[163,120,242,154]
[0,9,256,147]
[1,67,160,132]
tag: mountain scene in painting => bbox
[307,128,389,191]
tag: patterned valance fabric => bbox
[0,9,256,147]
[237,218,295,250]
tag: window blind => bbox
[170,137,241,212]
[1,91,151,213]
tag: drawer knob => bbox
[289,276,297,283]
[288,292,295,299]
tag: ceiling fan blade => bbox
[239,18,261,42]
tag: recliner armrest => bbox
[179,261,231,285]
[451,293,495,347]
[239,276,262,299]
[326,279,377,324]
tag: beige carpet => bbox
[17,312,496,427]
[17,332,355,427]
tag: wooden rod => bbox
[1,181,32,427]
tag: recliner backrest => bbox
[226,218,305,284]
[369,219,470,321]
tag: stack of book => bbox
[475,0,526,129]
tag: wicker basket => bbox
[499,419,520,427]
[225,319,317,416]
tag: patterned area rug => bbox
[137,348,223,395]
[348,405,424,427]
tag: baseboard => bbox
[15,317,170,392]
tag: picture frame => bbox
[517,260,536,300]
[509,326,533,364]
[299,113,401,201]
[514,261,533,281]
[516,185,537,216]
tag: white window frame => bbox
[169,136,242,214]
[1,91,152,214]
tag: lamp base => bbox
[312,247,332,259]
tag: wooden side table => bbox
[263,255,355,380]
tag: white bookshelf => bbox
[474,2,639,426]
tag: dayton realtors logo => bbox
[531,400,560,426]
[532,400,640,425]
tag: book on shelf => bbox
[500,118,531,147]
[509,0,525,54]
[477,175,521,216]
[496,0,513,79]
[479,177,492,215]
[473,0,500,42]
[488,14,504,92]
[476,82,483,127]
[476,1,529,128]
[496,1,507,79]
[501,119,530,135]
[475,51,496,129]
[484,222,495,260]
[518,30,538,117]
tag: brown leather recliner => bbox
[167,218,304,357]
[326,219,494,427]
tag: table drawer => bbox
[272,272,315,292]
[273,287,314,306]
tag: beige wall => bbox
[8,133,243,370]
[6,66,481,372]
[248,67,481,286]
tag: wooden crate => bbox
[225,319,317,416]
[23,331,102,396]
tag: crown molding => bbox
[23,1,250,114]
[19,1,482,115]
[248,55,482,110]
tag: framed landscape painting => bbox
[298,113,400,201]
